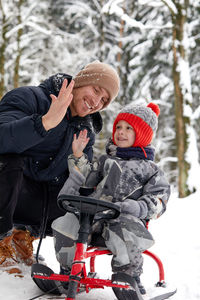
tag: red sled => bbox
[32,194,166,300]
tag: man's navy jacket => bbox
[0,75,101,183]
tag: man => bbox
[0,61,120,268]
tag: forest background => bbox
[0,0,199,198]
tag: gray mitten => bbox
[117,199,148,219]
[68,153,91,178]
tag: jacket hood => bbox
[90,112,103,134]
[38,73,73,97]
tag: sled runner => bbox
[31,194,176,300]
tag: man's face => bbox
[70,85,109,117]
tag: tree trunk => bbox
[13,0,24,88]
[0,0,8,99]
[95,0,107,155]
[171,1,190,197]
[97,0,105,62]
[117,5,125,72]
[116,1,134,105]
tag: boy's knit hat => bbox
[112,102,160,148]
[74,61,120,108]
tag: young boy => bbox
[52,102,171,299]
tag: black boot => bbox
[135,276,146,295]
[60,266,71,291]
[112,272,143,300]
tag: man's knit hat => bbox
[74,61,120,108]
[112,102,160,148]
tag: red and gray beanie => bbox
[74,60,120,108]
[112,102,160,148]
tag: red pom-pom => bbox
[147,102,160,116]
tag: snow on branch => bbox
[192,106,200,121]
[161,0,178,15]
[21,2,39,22]
[122,14,172,30]
[102,0,172,30]
[5,23,24,38]
[177,57,193,109]
[24,21,51,35]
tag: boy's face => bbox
[114,120,136,148]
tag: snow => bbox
[1,191,200,300]
[185,127,200,191]
[177,57,193,104]
[159,0,178,14]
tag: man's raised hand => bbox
[42,79,74,131]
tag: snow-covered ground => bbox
[1,191,200,300]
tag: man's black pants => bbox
[0,154,65,237]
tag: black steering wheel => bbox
[57,194,120,220]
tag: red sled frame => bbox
[34,244,165,299]
[34,195,166,299]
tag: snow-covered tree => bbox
[0,0,199,196]
[159,0,200,197]
[0,0,16,96]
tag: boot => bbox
[135,276,146,295]
[0,234,18,267]
[60,266,71,291]
[12,229,35,266]
[112,272,142,300]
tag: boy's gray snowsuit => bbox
[52,145,170,277]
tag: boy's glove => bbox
[116,199,148,219]
[68,153,91,178]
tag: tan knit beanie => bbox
[74,61,120,108]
